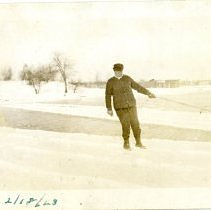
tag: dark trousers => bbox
[115,106,141,143]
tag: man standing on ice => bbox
[105,63,156,150]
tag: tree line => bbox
[1,54,73,95]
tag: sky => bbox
[1,1,211,81]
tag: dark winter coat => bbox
[105,75,151,110]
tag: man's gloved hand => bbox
[148,93,156,98]
[107,109,113,116]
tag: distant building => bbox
[140,79,180,88]
[140,79,161,88]
[148,79,157,88]
[197,80,211,85]
[156,80,166,88]
[165,80,180,88]
[74,79,211,89]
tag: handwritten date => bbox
[3,194,58,208]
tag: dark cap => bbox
[113,63,124,71]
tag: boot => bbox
[123,139,131,150]
[135,138,146,148]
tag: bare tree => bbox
[20,64,57,82]
[53,54,72,94]
[1,67,13,81]
[40,64,58,82]
[21,65,42,94]
[20,64,57,94]
[71,80,81,93]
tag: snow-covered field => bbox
[0,81,211,209]
[1,81,211,131]
[1,126,211,209]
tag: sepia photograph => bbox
[0,0,211,209]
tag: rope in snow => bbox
[157,96,211,114]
